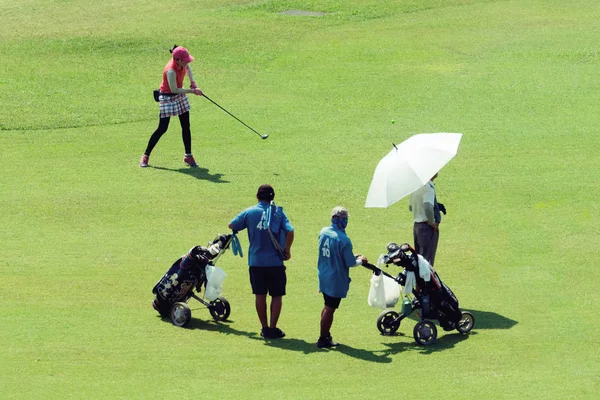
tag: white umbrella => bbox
[365,133,462,208]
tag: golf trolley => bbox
[365,242,475,345]
[152,233,236,327]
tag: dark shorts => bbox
[323,293,342,309]
[249,266,286,297]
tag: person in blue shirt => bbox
[317,206,368,348]
[229,184,294,339]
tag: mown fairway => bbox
[1,1,599,398]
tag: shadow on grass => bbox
[462,309,518,329]
[186,318,258,337]
[256,337,392,363]
[155,313,253,335]
[162,316,392,363]
[149,165,229,183]
[381,331,476,355]
[374,307,515,354]
[403,308,518,330]
[156,308,513,359]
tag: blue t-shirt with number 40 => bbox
[230,201,294,267]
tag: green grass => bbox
[1,0,599,398]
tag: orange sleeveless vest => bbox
[159,59,186,93]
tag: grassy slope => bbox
[1,0,599,398]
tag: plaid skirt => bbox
[159,93,191,118]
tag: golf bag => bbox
[152,233,231,317]
[384,242,462,331]
[368,242,474,345]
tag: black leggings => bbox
[144,112,192,156]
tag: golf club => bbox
[203,94,268,140]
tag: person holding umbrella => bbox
[317,206,368,348]
[408,172,447,266]
[140,45,203,168]
[365,133,461,265]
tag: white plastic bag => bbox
[383,275,400,307]
[205,265,227,302]
[368,273,387,309]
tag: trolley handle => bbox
[363,263,402,283]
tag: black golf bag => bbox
[384,242,462,331]
[152,234,231,318]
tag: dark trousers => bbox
[145,112,192,155]
[413,222,439,266]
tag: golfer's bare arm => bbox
[186,65,196,85]
[166,70,195,94]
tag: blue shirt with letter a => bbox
[317,225,357,298]
[230,201,293,267]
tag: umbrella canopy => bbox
[365,133,462,208]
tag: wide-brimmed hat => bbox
[172,46,194,64]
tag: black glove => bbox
[438,203,447,215]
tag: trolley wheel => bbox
[376,309,401,335]
[456,311,475,334]
[413,320,438,345]
[209,297,231,321]
[170,302,192,327]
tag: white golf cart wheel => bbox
[376,309,401,335]
[456,311,475,334]
[413,320,438,345]
[170,302,191,327]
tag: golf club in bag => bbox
[203,94,268,140]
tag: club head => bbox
[261,134,268,140]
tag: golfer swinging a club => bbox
[140,45,203,168]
